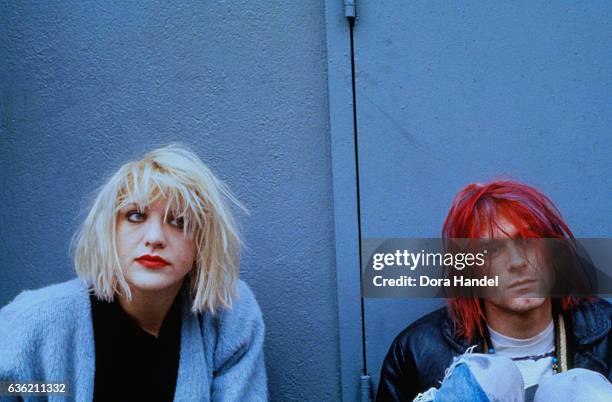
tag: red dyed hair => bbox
[442,180,581,341]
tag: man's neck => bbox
[484,299,553,339]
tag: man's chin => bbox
[490,297,548,314]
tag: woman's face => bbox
[116,199,197,294]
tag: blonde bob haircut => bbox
[73,144,245,314]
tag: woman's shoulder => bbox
[199,279,266,381]
[201,279,264,341]
[232,279,262,317]
[0,278,89,324]
[217,279,263,328]
[0,279,92,382]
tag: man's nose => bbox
[144,217,167,249]
[508,242,528,270]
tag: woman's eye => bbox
[126,210,145,222]
[169,216,185,229]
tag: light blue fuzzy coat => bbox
[0,279,267,401]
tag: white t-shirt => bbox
[488,321,555,389]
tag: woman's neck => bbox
[118,281,183,337]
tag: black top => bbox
[90,292,183,402]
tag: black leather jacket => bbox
[376,299,611,402]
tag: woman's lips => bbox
[135,255,169,269]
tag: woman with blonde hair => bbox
[0,144,267,401]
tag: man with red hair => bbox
[376,180,611,401]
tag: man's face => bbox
[481,216,552,314]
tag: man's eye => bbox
[126,211,145,222]
[169,216,185,229]
[488,241,502,254]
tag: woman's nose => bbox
[143,217,167,249]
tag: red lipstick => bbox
[136,254,169,269]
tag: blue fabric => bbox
[423,353,612,402]
[534,368,612,402]
[434,364,490,402]
[0,279,267,401]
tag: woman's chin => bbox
[124,268,184,293]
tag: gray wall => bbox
[0,1,340,401]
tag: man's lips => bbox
[135,254,169,269]
[507,279,539,291]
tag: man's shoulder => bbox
[576,297,611,313]
[381,306,456,392]
[399,306,449,336]
[391,306,450,352]
[570,298,611,344]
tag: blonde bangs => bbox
[116,163,207,238]
[73,144,245,314]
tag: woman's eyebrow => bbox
[120,202,145,211]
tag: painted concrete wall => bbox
[0,1,340,401]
